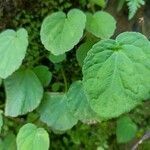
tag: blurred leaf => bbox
[48,53,66,64]
[89,0,106,8]
[76,41,94,66]
[116,116,137,143]
[51,82,62,92]
[0,133,17,150]
[34,65,52,87]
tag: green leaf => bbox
[4,69,43,117]
[17,123,49,150]
[89,0,106,8]
[33,65,52,87]
[86,11,116,39]
[67,81,100,123]
[126,0,145,20]
[0,133,17,150]
[0,28,28,79]
[76,41,94,66]
[83,32,150,119]
[48,53,66,63]
[116,116,137,143]
[40,9,86,55]
[51,82,62,92]
[38,92,78,131]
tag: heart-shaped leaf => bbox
[83,32,150,118]
[40,9,86,55]
[86,11,116,39]
[0,28,28,78]
[17,123,49,150]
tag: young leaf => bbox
[38,92,78,131]
[4,69,43,117]
[0,28,28,79]
[86,11,116,39]
[33,65,52,87]
[83,32,150,119]
[17,123,49,150]
[40,9,86,55]
[67,81,100,123]
[126,0,145,20]
[76,41,94,66]
[116,116,137,143]
[51,82,62,92]
[48,53,66,64]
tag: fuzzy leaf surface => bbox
[39,92,78,131]
[17,123,49,150]
[0,28,28,78]
[83,32,150,118]
[40,9,86,55]
[67,81,100,123]
[4,69,43,117]
[86,11,116,39]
